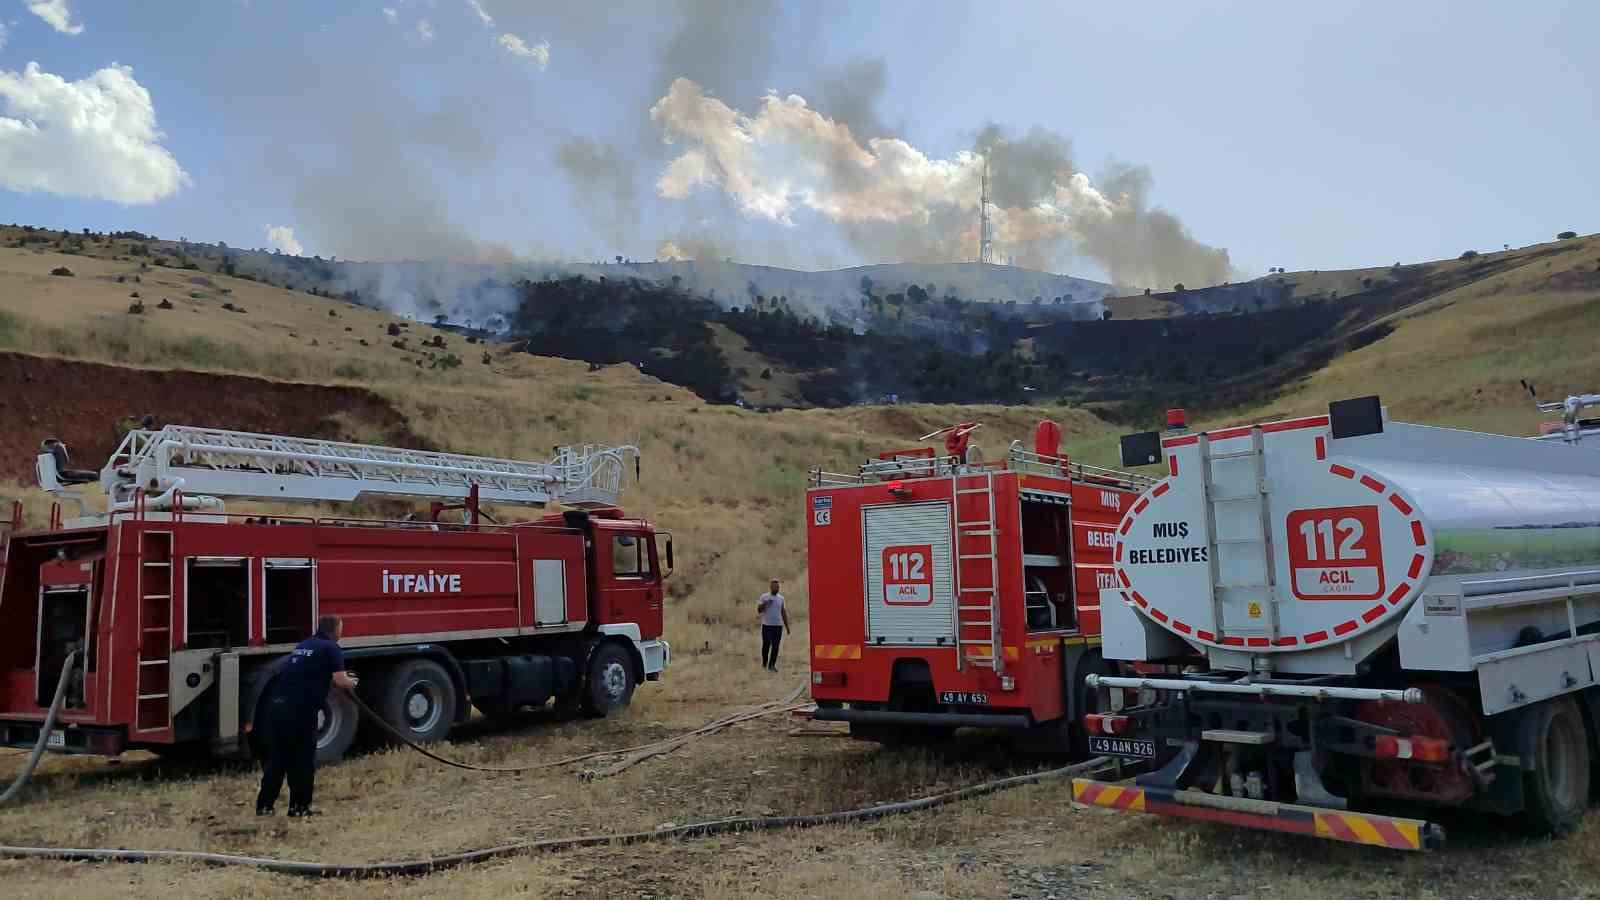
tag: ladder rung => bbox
[1209,450,1260,461]
[958,605,995,611]
[1210,495,1262,503]
[956,488,993,494]
[138,693,169,701]
[139,660,168,667]
[959,528,994,536]
[961,620,993,627]
[958,554,995,560]
[142,626,169,633]
[958,587,994,593]
[143,562,170,567]
[142,594,171,601]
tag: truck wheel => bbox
[314,689,359,764]
[582,642,636,716]
[376,659,458,744]
[1517,696,1591,835]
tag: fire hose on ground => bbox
[0,650,80,807]
[0,654,1117,879]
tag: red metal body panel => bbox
[807,462,1139,725]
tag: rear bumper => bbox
[0,720,126,756]
[1071,777,1444,851]
[812,707,1031,730]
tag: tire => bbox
[581,642,636,716]
[375,658,458,744]
[1516,696,1591,835]
[313,689,358,764]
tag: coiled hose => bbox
[0,751,1113,878]
[0,650,80,807]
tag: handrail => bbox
[811,446,1155,491]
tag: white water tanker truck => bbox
[1072,393,1600,850]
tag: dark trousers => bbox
[256,697,317,811]
[761,624,784,669]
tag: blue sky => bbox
[0,0,1596,286]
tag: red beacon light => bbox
[1165,408,1188,432]
[886,480,912,498]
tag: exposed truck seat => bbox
[41,440,98,485]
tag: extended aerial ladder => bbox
[35,424,639,525]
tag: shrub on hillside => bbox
[127,301,145,314]
[1558,231,1578,240]
[1459,250,1478,260]
[49,266,74,277]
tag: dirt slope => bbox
[0,352,418,483]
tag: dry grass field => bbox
[2,230,1600,897]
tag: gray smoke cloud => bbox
[813,57,893,141]
[650,79,1232,289]
[554,136,638,252]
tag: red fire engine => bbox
[0,425,671,763]
[806,420,1152,750]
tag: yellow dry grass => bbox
[3,229,1600,896]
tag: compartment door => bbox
[863,501,954,646]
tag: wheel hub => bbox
[601,662,626,701]
[404,681,441,732]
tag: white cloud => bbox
[0,62,189,204]
[647,78,1232,287]
[416,19,434,42]
[467,0,493,28]
[497,33,548,70]
[25,0,83,35]
[265,225,303,256]
[382,7,398,24]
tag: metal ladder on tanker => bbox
[1198,426,1281,648]
[954,470,1004,673]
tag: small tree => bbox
[1558,231,1578,240]
[1459,250,1478,260]
[1173,283,1186,293]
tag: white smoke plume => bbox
[382,8,398,25]
[416,20,434,43]
[0,62,188,204]
[264,224,303,256]
[25,0,83,36]
[498,33,549,70]
[650,78,1231,289]
[467,0,495,28]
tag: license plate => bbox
[939,691,989,705]
[1089,735,1155,759]
[46,729,66,749]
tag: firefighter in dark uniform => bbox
[256,615,358,817]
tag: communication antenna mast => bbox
[978,153,994,265]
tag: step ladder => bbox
[1198,426,1279,647]
[135,530,174,733]
[99,426,639,511]
[953,470,1004,673]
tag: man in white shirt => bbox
[757,578,791,671]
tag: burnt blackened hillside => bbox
[509,277,736,402]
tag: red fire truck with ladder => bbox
[0,425,671,764]
[1073,392,1600,850]
[806,420,1153,750]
